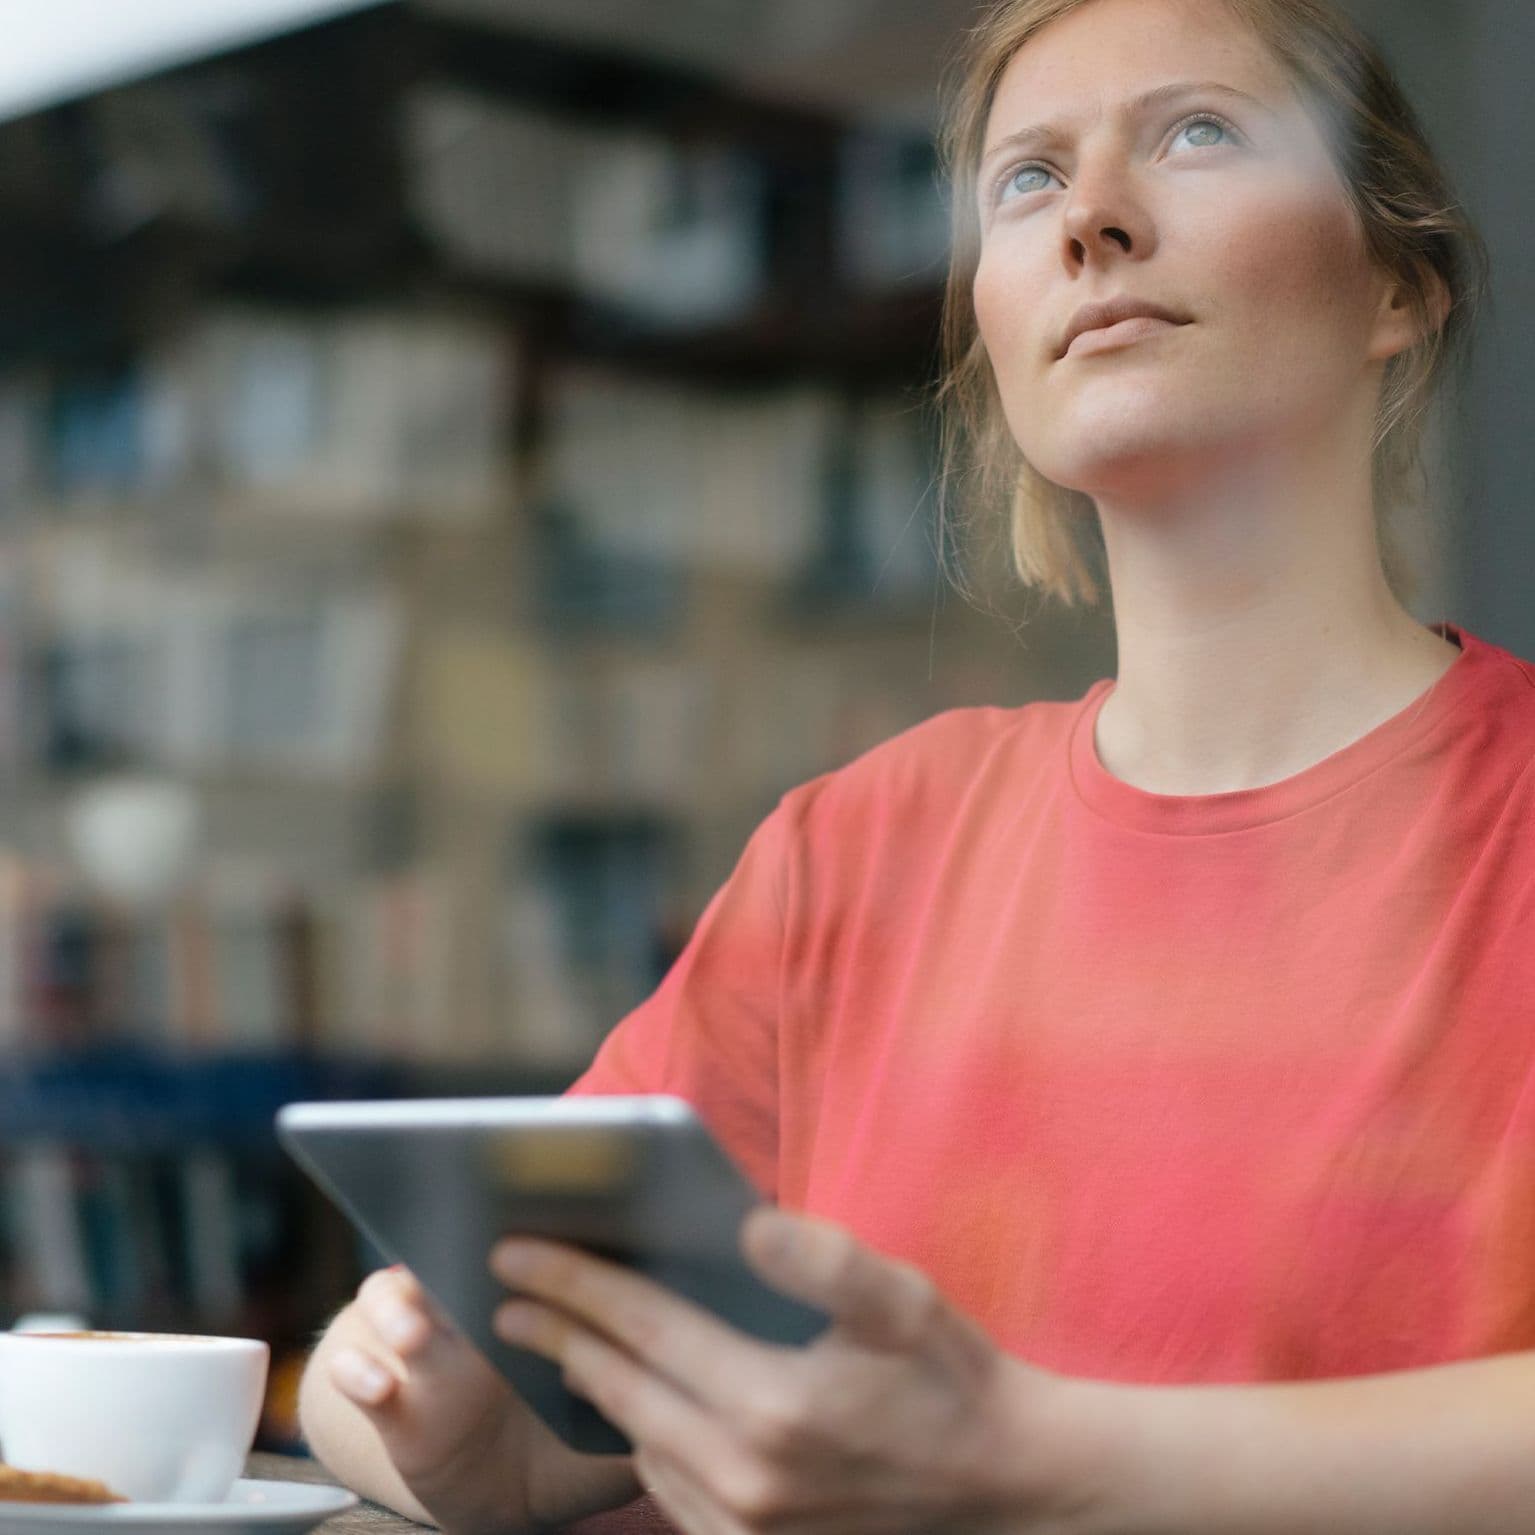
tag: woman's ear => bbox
[1370,265,1450,362]
[1406,267,1449,345]
[1417,265,1453,339]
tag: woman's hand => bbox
[319,1266,639,1534]
[321,1266,541,1532]
[489,1208,1092,1535]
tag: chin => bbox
[1031,436,1190,497]
[1027,406,1242,500]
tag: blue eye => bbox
[1005,164,1055,199]
[1173,114,1232,150]
[989,110,1239,209]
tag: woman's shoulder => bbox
[777,693,1095,832]
[1461,625,1535,692]
[1445,627,1535,757]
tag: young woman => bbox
[298,1,1535,1531]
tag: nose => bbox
[1066,220,1133,259]
[1061,157,1149,266]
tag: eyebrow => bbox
[980,80,1278,172]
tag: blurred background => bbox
[0,0,1524,1453]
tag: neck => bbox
[1088,438,1460,796]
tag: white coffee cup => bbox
[0,1331,268,1504]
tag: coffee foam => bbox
[21,1332,207,1342]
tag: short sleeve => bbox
[564,798,791,1198]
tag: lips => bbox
[1057,299,1191,360]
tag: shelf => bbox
[0,214,942,390]
[0,1045,578,1151]
[0,3,944,387]
[432,267,943,388]
[409,10,849,149]
[0,1,976,1398]
[7,769,390,803]
[208,232,943,387]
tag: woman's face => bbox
[972,0,1411,504]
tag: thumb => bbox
[327,1343,403,1413]
[322,1312,508,1486]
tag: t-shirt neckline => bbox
[1068,623,1480,835]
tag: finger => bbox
[494,1295,752,1479]
[328,1343,400,1408]
[357,1264,419,1303]
[330,1310,510,1488]
[636,1447,748,1535]
[355,1268,461,1361]
[347,1274,512,1429]
[741,1208,950,1353]
[357,1265,454,1325]
[489,1240,774,1412]
[325,1325,445,1479]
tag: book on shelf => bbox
[570,135,766,326]
[0,849,528,1063]
[0,560,25,769]
[416,625,557,802]
[543,368,830,579]
[38,629,155,774]
[497,878,588,1069]
[838,130,950,292]
[179,1150,244,1326]
[47,369,146,508]
[409,86,766,327]
[602,659,715,808]
[32,538,402,779]
[0,866,304,1055]
[716,646,847,800]
[526,496,686,637]
[43,359,189,511]
[167,310,324,498]
[416,621,715,811]
[125,905,177,1047]
[409,87,593,291]
[502,815,680,1060]
[206,870,289,1052]
[167,899,220,1049]
[77,1158,148,1321]
[215,589,403,777]
[542,374,937,602]
[336,867,455,1063]
[0,857,27,1048]
[850,396,941,601]
[205,305,517,523]
[0,1141,256,1331]
[0,377,42,527]
[3,1146,94,1317]
[28,892,104,1053]
[83,78,257,241]
[36,306,516,527]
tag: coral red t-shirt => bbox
[569,623,1535,1384]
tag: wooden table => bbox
[247,1453,671,1534]
[249,1454,409,1531]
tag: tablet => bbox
[276,1095,829,1455]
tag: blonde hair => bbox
[934,0,1490,610]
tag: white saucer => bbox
[0,1479,358,1534]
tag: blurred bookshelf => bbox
[0,1,1112,1449]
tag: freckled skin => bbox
[972,0,1399,509]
